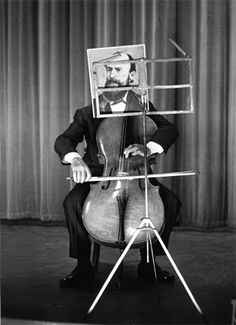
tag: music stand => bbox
[84,42,208,324]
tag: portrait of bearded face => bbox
[87,44,146,117]
[103,52,136,103]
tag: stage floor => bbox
[1,223,235,324]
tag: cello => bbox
[82,113,164,248]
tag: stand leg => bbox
[147,230,161,302]
[147,229,157,280]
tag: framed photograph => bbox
[87,44,147,118]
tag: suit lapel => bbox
[125,91,143,112]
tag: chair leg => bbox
[91,242,100,272]
[91,242,124,290]
[116,248,124,290]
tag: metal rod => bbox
[93,57,191,67]
[169,38,188,57]
[148,230,158,280]
[147,110,194,115]
[97,84,192,92]
[145,58,191,63]
[141,94,149,220]
[188,60,194,112]
[96,110,194,118]
[152,84,192,90]
[67,170,198,182]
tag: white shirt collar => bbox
[110,92,128,113]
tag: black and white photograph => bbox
[1,1,235,325]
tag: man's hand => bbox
[71,157,91,183]
[123,144,151,158]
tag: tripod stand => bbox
[86,94,208,324]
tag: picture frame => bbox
[87,44,147,118]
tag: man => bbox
[54,51,181,288]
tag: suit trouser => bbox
[63,181,181,260]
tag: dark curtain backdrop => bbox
[1,0,235,227]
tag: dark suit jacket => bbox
[54,91,179,175]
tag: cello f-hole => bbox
[101,167,117,190]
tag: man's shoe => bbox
[59,265,94,288]
[137,261,175,284]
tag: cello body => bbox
[82,115,164,247]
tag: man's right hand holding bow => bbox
[71,157,91,183]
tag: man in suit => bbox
[54,52,181,288]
